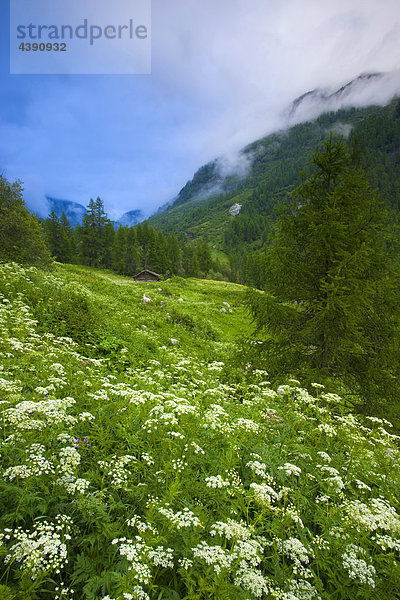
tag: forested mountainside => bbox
[146,100,400,263]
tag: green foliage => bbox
[0,585,15,599]
[0,175,52,267]
[12,102,399,288]
[349,100,400,211]
[33,283,97,343]
[77,197,113,267]
[245,137,400,414]
[44,211,76,263]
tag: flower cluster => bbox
[98,455,137,488]
[154,503,202,529]
[1,263,400,599]
[0,515,72,579]
[342,544,376,587]
[278,463,302,477]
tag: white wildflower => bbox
[342,544,376,587]
[234,565,270,597]
[250,482,279,505]
[0,515,72,579]
[278,463,302,477]
[178,557,193,570]
[317,423,337,437]
[156,504,201,529]
[192,541,234,574]
[316,451,331,463]
[205,475,230,488]
[281,538,312,569]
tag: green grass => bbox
[58,263,251,362]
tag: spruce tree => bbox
[112,226,128,274]
[125,227,141,275]
[45,211,75,263]
[166,233,182,275]
[246,137,400,407]
[44,211,62,259]
[196,239,213,275]
[78,197,110,267]
[59,212,75,263]
[0,176,52,266]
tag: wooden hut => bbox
[133,269,162,282]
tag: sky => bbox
[1,0,400,220]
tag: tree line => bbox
[44,197,223,279]
[0,178,229,280]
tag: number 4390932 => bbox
[19,42,67,51]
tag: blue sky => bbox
[1,0,400,220]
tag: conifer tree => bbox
[112,226,128,274]
[166,233,182,275]
[246,137,400,406]
[125,227,141,275]
[196,239,213,275]
[78,197,110,267]
[59,212,75,263]
[44,211,62,259]
[45,211,75,263]
[0,176,51,266]
[182,243,199,277]
[102,221,116,268]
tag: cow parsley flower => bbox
[234,565,271,597]
[58,446,81,476]
[192,541,234,574]
[316,451,331,463]
[342,544,376,587]
[246,460,270,479]
[0,515,72,579]
[278,463,302,477]
[205,475,230,488]
[155,504,202,529]
[210,519,252,541]
[317,423,337,437]
[250,482,279,505]
[281,538,312,569]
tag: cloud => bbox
[152,0,400,154]
[0,0,400,218]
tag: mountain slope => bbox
[287,72,385,121]
[144,98,400,287]
[146,104,387,244]
[42,198,144,228]
[45,197,86,227]
[118,209,144,227]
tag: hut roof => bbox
[134,269,162,280]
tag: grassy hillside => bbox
[58,264,251,361]
[0,262,399,600]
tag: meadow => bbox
[0,262,399,599]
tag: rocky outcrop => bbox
[229,203,242,216]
